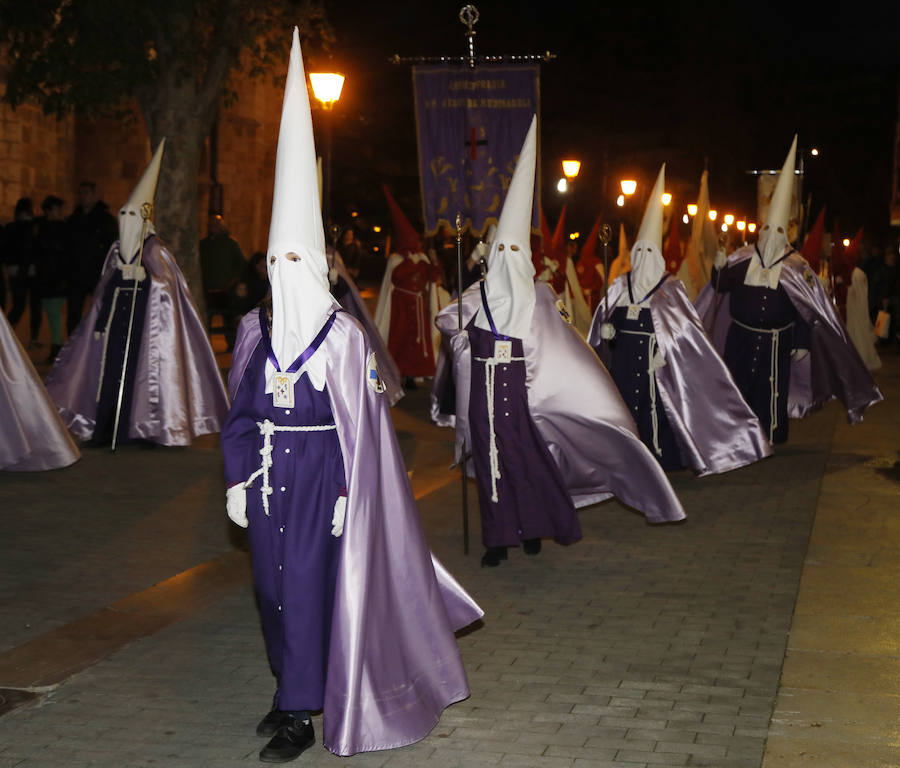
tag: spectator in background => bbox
[199,213,246,349]
[338,227,365,279]
[67,181,118,335]
[5,197,42,348]
[35,196,70,362]
[234,251,270,314]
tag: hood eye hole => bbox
[776,226,784,234]
[270,255,276,265]
[498,243,505,251]
[510,244,519,251]
[763,225,770,231]
[286,252,300,262]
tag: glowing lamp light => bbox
[562,160,581,179]
[557,178,568,193]
[842,238,850,247]
[708,210,718,221]
[736,220,746,232]
[687,204,698,217]
[724,214,734,226]
[620,179,637,196]
[372,225,382,233]
[350,211,358,218]
[811,148,819,156]
[569,231,580,240]
[373,246,380,252]
[748,222,757,233]
[682,214,690,224]
[616,194,626,207]
[309,73,345,107]
[721,223,728,232]
[661,192,672,206]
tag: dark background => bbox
[312,0,899,244]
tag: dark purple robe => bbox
[467,323,581,548]
[222,339,344,711]
[696,245,882,432]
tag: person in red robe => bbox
[374,187,441,380]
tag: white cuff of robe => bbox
[226,485,248,528]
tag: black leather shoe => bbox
[256,709,291,737]
[259,716,315,762]
[522,538,542,555]
[481,546,508,567]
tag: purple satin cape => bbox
[330,248,404,406]
[45,237,230,445]
[695,246,883,424]
[0,312,80,471]
[229,309,483,756]
[434,282,685,523]
[589,275,772,475]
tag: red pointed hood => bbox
[664,210,684,274]
[844,228,863,273]
[801,207,825,272]
[382,184,422,255]
[579,216,602,265]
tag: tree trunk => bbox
[140,90,209,318]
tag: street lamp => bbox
[708,209,718,221]
[842,238,850,247]
[562,160,581,180]
[724,214,734,226]
[309,71,345,225]
[736,220,746,231]
[620,179,637,196]
[557,178,568,193]
[682,214,689,224]
[748,222,757,233]
[811,147,819,157]
[616,194,625,207]
[661,192,672,206]
[687,204,698,217]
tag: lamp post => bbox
[309,72,345,226]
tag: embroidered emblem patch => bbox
[273,373,295,408]
[494,339,512,363]
[555,299,572,324]
[366,353,385,394]
[803,268,816,287]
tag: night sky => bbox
[313,0,899,243]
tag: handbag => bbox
[874,310,891,339]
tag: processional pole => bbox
[111,203,152,453]
[391,5,555,554]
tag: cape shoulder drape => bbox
[589,274,771,475]
[0,311,80,471]
[695,246,882,424]
[45,236,229,445]
[229,309,483,756]
[434,281,685,523]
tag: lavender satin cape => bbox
[229,309,482,756]
[589,275,771,475]
[45,237,229,445]
[0,312,80,471]
[329,248,404,405]
[434,282,685,523]
[695,246,883,424]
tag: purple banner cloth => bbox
[0,311,80,471]
[589,275,772,475]
[45,236,230,445]
[435,282,685,523]
[413,65,540,236]
[329,248,404,405]
[695,246,883,424]
[229,309,483,756]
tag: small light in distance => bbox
[557,178,568,193]
[616,194,625,207]
[372,225,381,233]
[687,204,698,216]
[708,210,718,221]
[682,214,689,224]
[736,221,746,231]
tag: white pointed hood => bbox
[758,135,797,267]
[475,115,537,340]
[118,139,163,264]
[265,27,336,393]
[628,164,666,302]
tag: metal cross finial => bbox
[459,5,479,68]
[598,223,612,246]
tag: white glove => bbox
[331,495,347,537]
[792,348,809,361]
[599,322,616,341]
[328,267,339,286]
[226,485,248,528]
[714,249,727,270]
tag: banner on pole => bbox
[413,64,540,237]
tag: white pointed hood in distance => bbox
[628,163,666,302]
[118,139,163,264]
[475,115,537,340]
[758,135,797,267]
[265,27,337,393]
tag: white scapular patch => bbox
[366,352,386,394]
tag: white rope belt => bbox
[620,328,664,456]
[393,286,429,355]
[474,354,526,503]
[731,318,794,441]
[242,419,337,518]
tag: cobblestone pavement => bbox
[0,353,886,767]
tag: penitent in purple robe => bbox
[696,245,882,440]
[222,335,344,712]
[46,236,229,445]
[226,307,482,756]
[466,322,581,548]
